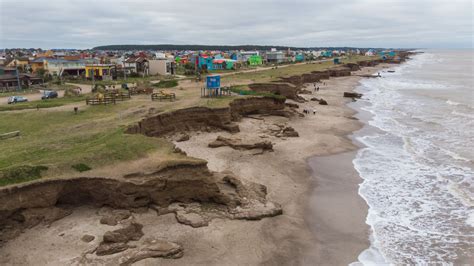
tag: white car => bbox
[7,96,28,104]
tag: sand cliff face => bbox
[0,160,282,246]
[126,96,286,137]
[0,96,289,247]
[125,106,239,136]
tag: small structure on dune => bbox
[201,74,230,97]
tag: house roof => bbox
[0,73,41,81]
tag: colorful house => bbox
[30,58,46,73]
[212,59,236,70]
[85,64,115,80]
[198,55,214,70]
[248,55,263,66]
[378,51,396,60]
[295,54,305,62]
[321,51,332,57]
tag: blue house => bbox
[198,56,214,70]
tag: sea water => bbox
[353,50,474,264]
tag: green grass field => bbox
[0,103,182,186]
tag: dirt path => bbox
[0,83,92,106]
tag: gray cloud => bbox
[0,0,472,49]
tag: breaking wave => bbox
[353,50,474,264]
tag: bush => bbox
[153,80,178,88]
[229,86,286,100]
[0,165,48,186]
[71,163,92,172]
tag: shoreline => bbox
[301,66,389,265]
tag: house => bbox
[149,59,175,75]
[321,51,333,57]
[0,73,43,92]
[30,58,46,73]
[6,57,30,69]
[43,59,92,76]
[295,54,305,62]
[198,55,215,71]
[266,50,285,63]
[0,56,7,66]
[0,66,17,75]
[124,57,149,76]
[85,64,115,80]
[248,55,263,66]
[240,51,259,62]
[365,49,376,56]
[212,58,236,70]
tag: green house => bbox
[295,54,305,62]
[248,55,263,66]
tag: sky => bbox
[0,0,472,49]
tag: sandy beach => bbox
[0,65,389,265]
[169,65,390,265]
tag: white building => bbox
[149,59,175,75]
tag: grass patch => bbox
[153,80,178,88]
[229,86,286,100]
[0,104,182,183]
[0,165,48,186]
[71,76,161,86]
[71,163,92,172]
[0,96,86,111]
[222,55,376,83]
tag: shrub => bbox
[153,80,178,88]
[0,165,48,186]
[71,163,92,172]
[229,86,286,100]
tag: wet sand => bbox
[305,151,369,265]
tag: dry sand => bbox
[0,65,389,265]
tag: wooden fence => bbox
[151,92,176,101]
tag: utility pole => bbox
[15,65,21,91]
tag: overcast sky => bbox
[0,0,472,49]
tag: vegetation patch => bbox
[0,165,48,186]
[153,80,178,88]
[71,163,92,172]
[230,86,286,100]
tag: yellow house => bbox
[35,50,54,58]
[6,58,30,68]
[85,64,115,79]
[30,58,45,73]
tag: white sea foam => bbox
[467,213,474,227]
[446,100,461,106]
[353,50,474,264]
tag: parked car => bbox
[7,96,28,104]
[41,90,58,99]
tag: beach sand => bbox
[0,65,389,265]
[168,65,389,265]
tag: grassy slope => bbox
[0,103,182,184]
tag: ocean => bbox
[352,50,474,264]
